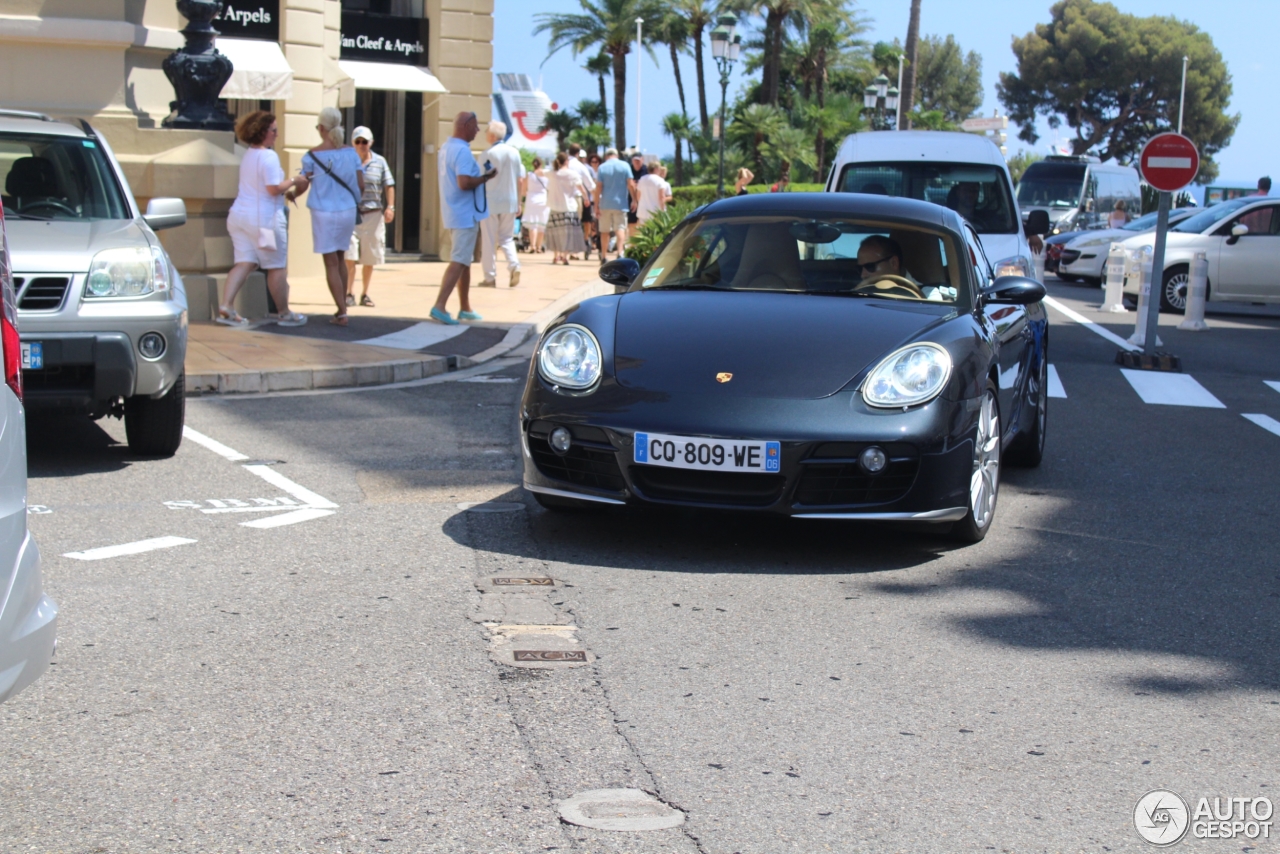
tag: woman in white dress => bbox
[220,111,307,327]
[297,107,364,326]
[635,164,673,226]
[522,157,549,253]
[545,152,585,265]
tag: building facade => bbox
[0,0,493,314]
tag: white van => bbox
[825,131,1046,279]
[1016,154,1142,234]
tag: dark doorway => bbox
[345,89,421,253]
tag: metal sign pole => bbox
[1142,191,1172,356]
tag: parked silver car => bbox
[0,202,57,704]
[1,110,188,455]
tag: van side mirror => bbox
[144,198,186,231]
[1024,209,1050,236]
[1227,223,1249,245]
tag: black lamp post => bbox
[862,74,899,132]
[162,0,235,130]
[710,14,740,199]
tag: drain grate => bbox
[514,650,586,662]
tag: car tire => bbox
[1084,276,1102,287]
[1057,273,1079,283]
[1006,354,1047,468]
[950,382,1001,544]
[532,491,605,512]
[1160,265,1191,313]
[124,372,185,457]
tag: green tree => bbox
[584,53,613,123]
[534,0,663,151]
[997,0,1238,182]
[900,0,921,129]
[1005,150,1043,184]
[655,11,691,118]
[661,112,692,184]
[728,103,787,176]
[761,124,817,184]
[756,0,820,106]
[913,34,982,124]
[801,94,863,183]
[575,98,609,126]
[675,0,719,136]
[538,110,581,152]
[904,109,955,131]
[568,123,612,154]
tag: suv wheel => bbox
[125,372,185,457]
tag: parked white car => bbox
[1120,196,1279,311]
[1058,208,1197,284]
[0,203,57,704]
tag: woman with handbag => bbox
[297,107,365,326]
[220,110,308,327]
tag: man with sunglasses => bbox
[344,125,395,308]
[856,235,955,301]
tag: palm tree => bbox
[575,98,609,126]
[760,124,817,185]
[584,53,613,123]
[727,103,787,176]
[674,0,718,136]
[756,0,818,106]
[900,0,922,129]
[661,112,692,184]
[539,110,581,152]
[654,11,691,119]
[569,123,613,154]
[534,0,662,151]
[801,95,862,181]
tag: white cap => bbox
[352,126,374,143]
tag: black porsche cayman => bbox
[520,193,1048,542]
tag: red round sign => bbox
[1139,133,1200,192]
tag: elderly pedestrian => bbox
[219,111,308,327]
[594,148,633,261]
[297,107,364,326]
[343,125,395,308]
[635,163,672,226]
[478,120,525,288]
[523,157,549,253]
[546,151,585,265]
[431,111,496,325]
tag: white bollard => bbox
[1128,246,1162,347]
[1100,242,1129,312]
[1178,251,1210,331]
[1032,248,1045,283]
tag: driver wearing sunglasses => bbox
[855,234,955,302]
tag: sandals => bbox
[330,313,348,326]
[360,295,375,307]
[276,311,308,327]
[216,306,249,327]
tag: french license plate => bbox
[20,342,42,370]
[634,432,780,473]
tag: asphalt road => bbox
[3,278,1279,853]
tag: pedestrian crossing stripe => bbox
[1120,370,1226,408]
[1243,414,1280,438]
[1046,364,1067,399]
[1265,381,1280,395]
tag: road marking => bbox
[1265,381,1280,395]
[1047,364,1067,398]
[241,464,337,510]
[241,508,336,528]
[182,427,250,461]
[354,321,468,350]
[1043,296,1140,352]
[64,536,196,561]
[1243,413,1280,437]
[1120,370,1226,408]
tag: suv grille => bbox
[629,466,785,507]
[794,443,919,506]
[16,276,71,311]
[528,421,626,492]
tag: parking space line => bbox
[182,427,250,461]
[1043,296,1140,352]
[241,464,337,509]
[241,508,336,529]
[1047,364,1067,398]
[1120,370,1226,408]
[1243,414,1280,437]
[1265,381,1280,395]
[64,536,196,561]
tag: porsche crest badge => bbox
[716,372,733,383]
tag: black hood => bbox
[613,290,952,399]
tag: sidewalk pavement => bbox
[187,253,615,394]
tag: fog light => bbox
[860,446,887,473]
[138,332,166,360]
[549,427,572,454]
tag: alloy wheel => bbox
[969,390,1000,529]
[1164,271,1189,312]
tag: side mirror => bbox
[983,275,1046,305]
[144,197,186,231]
[1226,222,1249,245]
[599,257,640,288]
[1024,209,1050,237]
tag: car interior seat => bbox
[731,223,805,290]
[5,157,61,207]
[891,230,946,285]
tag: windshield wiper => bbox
[5,212,54,221]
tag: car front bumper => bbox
[1059,252,1106,279]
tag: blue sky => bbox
[492,0,1275,190]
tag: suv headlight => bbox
[85,246,170,298]
[994,255,1032,278]
[538,324,601,390]
[862,343,952,408]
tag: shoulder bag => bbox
[310,150,362,225]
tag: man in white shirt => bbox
[479,121,527,287]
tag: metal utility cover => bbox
[513,650,586,662]
[491,577,554,587]
[558,789,686,831]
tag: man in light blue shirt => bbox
[432,111,496,324]
[595,148,635,260]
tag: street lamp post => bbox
[710,14,740,199]
[635,17,644,150]
[862,73,899,131]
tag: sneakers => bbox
[509,269,521,287]
[477,278,498,288]
[430,307,459,325]
[458,310,483,321]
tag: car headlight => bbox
[538,324,602,390]
[994,255,1032,278]
[862,343,953,408]
[85,246,170,298]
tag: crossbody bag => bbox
[310,150,362,225]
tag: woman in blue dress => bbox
[298,107,364,325]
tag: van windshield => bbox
[0,133,129,221]
[836,161,1019,235]
[1016,161,1087,208]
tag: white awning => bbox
[323,56,356,108]
[337,60,448,94]
[218,38,293,100]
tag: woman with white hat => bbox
[344,124,395,308]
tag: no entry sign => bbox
[1140,133,1200,192]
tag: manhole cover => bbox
[513,650,586,662]
[457,501,525,512]
[558,789,685,831]
[491,577,554,587]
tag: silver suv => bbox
[1,110,188,455]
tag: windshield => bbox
[1016,161,1087,208]
[1172,198,1252,234]
[0,133,129,221]
[1120,209,1194,232]
[637,214,968,307]
[836,161,1018,235]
